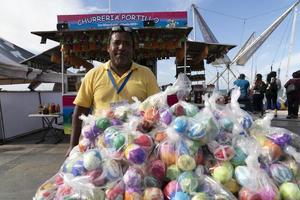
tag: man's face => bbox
[107,32,133,68]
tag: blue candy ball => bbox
[171,192,190,200]
[173,116,188,134]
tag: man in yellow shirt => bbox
[67,25,160,156]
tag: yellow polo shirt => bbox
[74,61,160,112]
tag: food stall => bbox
[30,11,235,134]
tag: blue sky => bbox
[0,0,299,90]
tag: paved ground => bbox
[0,111,298,200]
[0,130,69,200]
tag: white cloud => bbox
[0,0,100,54]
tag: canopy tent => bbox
[0,56,61,85]
[0,38,61,86]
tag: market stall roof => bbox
[30,28,235,73]
[21,46,62,73]
[31,27,193,62]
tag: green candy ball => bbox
[279,182,300,200]
[96,118,111,130]
[113,134,125,150]
[166,164,181,180]
[192,192,207,200]
[212,162,233,184]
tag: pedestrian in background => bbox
[234,74,251,111]
[250,74,266,116]
[266,71,281,117]
[284,71,300,119]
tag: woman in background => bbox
[284,71,300,119]
[251,74,266,116]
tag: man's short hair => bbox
[239,74,245,79]
[108,25,135,46]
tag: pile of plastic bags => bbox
[34,74,300,200]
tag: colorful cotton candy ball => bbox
[83,149,101,171]
[134,134,153,152]
[173,116,188,134]
[184,103,199,117]
[112,134,126,150]
[103,159,122,181]
[166,164,181,180]
[136,120,154,133]
[82,123,100,140]
[124,188,142,200]
[160,109,173,125]
[201,118,219,142]
[154,131,167,143]
[235,166,251,187]
[78,138,92,152]
[270,163,293,185]
[178,171,198,194]
[223,178,240,194]
[267,132,291,148]
[105,181,125,200]
[159,142,177,166]
[191,192,207,200]
[144,176,161,188]
[71,160,86,176]
[258,186,280,200]
[164,180,181,199]
[111,118,123,126]
[262,140,283,161]
[144,107,160,123]
[88,170,105,186]
[213,145,235,161]
[177,154,196,171]
[173,104,185,116]
[212,162,233,184]
[219,117,233,132]
[187,122,206,140]
[123,167,143,188]
[62,159,76,174]
[125,144,147,165]
[238,115,253,130]
[96,117,111,130]
[230,147,247,166]
[239,187,261,200]
[279,182,300,200]
[143,187,164,200]
[171,191,190,200]
[147,159,166,181]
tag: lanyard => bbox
[107,69,133,94]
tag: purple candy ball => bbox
[258,186,278,200]
[111,118,123,126]
[160,109,173,125]
[268,133,291,147]
[124,167,143,188]
[71,160,86,176]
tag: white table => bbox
[28,113,63,144]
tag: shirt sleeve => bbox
[146,69,160,97]
[73,70,94,108]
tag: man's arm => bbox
[66,105,89,157]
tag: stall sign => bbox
[57,11,187,30]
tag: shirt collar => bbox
[104,60,138,72]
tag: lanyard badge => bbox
[107,70,133,94]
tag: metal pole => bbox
[216,71,219,91]
[109,0,111,13]
[184,41,187,74]
[61,45,64,96]
[192,6,196,41]
[286,6,298,81]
